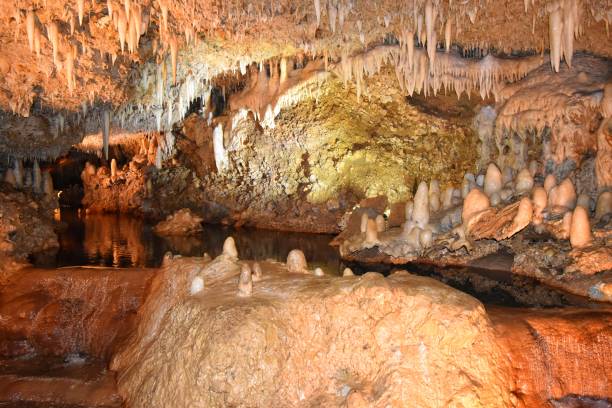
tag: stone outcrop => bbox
[112,254,515,408]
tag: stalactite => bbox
[328,1,337,33]
[34,27,41,57]
[107,0,113,19]
[117,9,128,52]
[314,0,321,27]
[77,0,85,26]
[26,10,35,52]
[13,159,23,189]
[33,160,41,194]
[445,19,452,53]
[549,5,563,72]
[102,110,110,160]
[43,171,54,196]
[47,21,59,66]
[69,11,76,35]
[65,47,75,93]
[170,35,178,85]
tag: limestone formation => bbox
[237,264,253,297]
[514,168,534,194]
[570,206,593,249]
[512,197,533,230]
[484,163,503,197]
[413,181,430,228]
[429,180,441,213]
[375,214,385,232]
[544,174,557,193]
[313,267,325,276]
[342,267,354,277]
[532,187,548,226]
[43,172,54,196]
[548,178,577,211]
[360,213,369,233]
[365,219,378,244]
[190,276,204,294]
[286,249,308,273]
[223,237,239,259]
[463,189,490,224]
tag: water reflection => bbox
[46,209,341,273]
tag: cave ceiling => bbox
[0,0,610,159]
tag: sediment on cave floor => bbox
[0,0,611,407]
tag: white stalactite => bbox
[314,0,321,27]
[549,6,563,72]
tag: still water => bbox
[37,209,342,273]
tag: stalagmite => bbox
[365,219,378,244]
[420,228,433,248]
[190,276,204,294]
[570,206,593,248]
[549,6,563,72]
[25,170,32,188]
[462,189,490,223]
[484,163,503,197]
[375,214,385,232]
[102,110,110,160]
[528,160,539,177]
[557,211,572,239]
[360,213,369,233]
[110,158,118,179]
[43,171,54,196]
[548,178,576,210]
[26,11,35,52]
[313,267,325,276]
[532,187,548,226]
[429,180,441,213]
[223,236,238,259]
[404,201,414,222]
[237,264,253,297]
[595,191,612,220]
[413,181,430,228]
[544,174,557,193]
[442,187,455,210]
[515,168,534,194]
[512,197,533,229]
[406,227,422,250]
[286,249,307,273]
[32,160,41,194]
[252,262,263,282]
[342,267,354,277]
[77,0,85,26]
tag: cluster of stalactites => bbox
[336,43,544,101]
[546,0,583,72]
[23,10,77,94]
